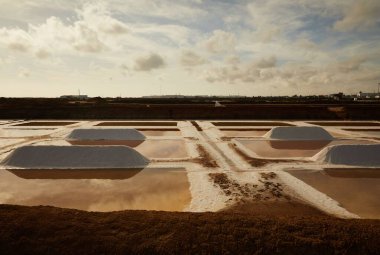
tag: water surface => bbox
[287,169,380,219]
[237,139,376,158]
[135,140,188,158]
[0,168,191,212]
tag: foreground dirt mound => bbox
[0,205,379,255]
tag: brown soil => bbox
[208,171,325,218]
[208,172,290,202]
[308,121,380,126]
[2,99,380,119]
[1,204,380,255]
[137,128,180,131]
[213,121,293,126]
[96,121,177,126]
[219,128,271,131]
[191,120,202,131]
[13,122,77,126]
[343,128,380,131]
[192,144,219,168]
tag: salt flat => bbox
[0,120,379,218]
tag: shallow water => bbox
[287,169,380,219]
[222,130,269,137]
[135,140,188,158]
[308,121,380,127]
[139,130,181,136]
[213,121,292,126]
[353,131,380,137]
[237,139,376,158]
[0,168,191,212]
[67,140,144,147]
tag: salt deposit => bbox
[2,146,150,169]
[315,144,380,166]
[66,129,146,141]
[264,126,333,140]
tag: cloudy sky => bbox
[0,0,379,97]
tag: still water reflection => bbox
[0,168,191,212]
[287,169,380,219]
[237,139,376,158]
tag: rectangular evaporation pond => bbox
[13,122,77,126]
[135,140,188,158]
[287,169,380,219]
[221,129,270,137]
[308,122,380,127]
[0,167,191,212]
[212,122,293,126]
[138,128,181,136]
[236,139,376,158]
[96,122,177,126]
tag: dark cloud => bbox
[134,53,165,71]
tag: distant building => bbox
[356,92,380,99]
[60,95,88,100]
[214,101,225,107]
[329,92,344,100]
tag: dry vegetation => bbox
[1,204,380,254]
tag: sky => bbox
[0,0,379,97]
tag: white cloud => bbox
[334,0,380,31]
[201,30,236,54]
[0,2,130,57]
[256,56,277,69]
[72,23,105,53]
[35,48,51,59]
[0,28,32,52]
[180,50,205,67]
[0,0,379,96]
[134,53,165,71]
[18,67,30,77]
[108,0,206,20]
[78,2,128,35]
[334,57,367,73]
[204,56,276,84]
